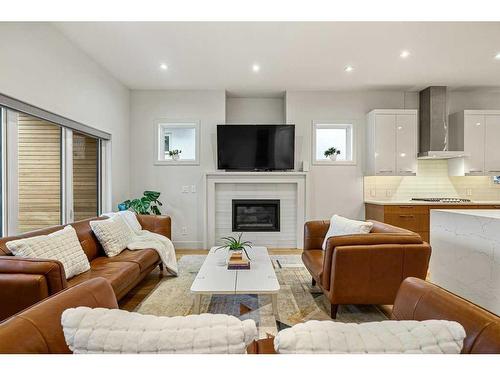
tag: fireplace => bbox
[232,199,280,232]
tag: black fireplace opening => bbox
[232,199,280,232]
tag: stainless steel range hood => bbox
[417,86,467,160]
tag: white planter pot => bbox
[171,154,180,161]
[329,154,338,161]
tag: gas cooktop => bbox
[411,198,471,203]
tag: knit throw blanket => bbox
[105,211,178,275]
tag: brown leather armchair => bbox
[248,277,500,354]
[0,214,171,321]
[302,220,431,318]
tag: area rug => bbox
[135,255,387,338]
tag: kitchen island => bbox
[430,209,500,315]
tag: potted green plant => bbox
[118,191,163,215]
[324,147,341,161]
[215,233,252,264]
[168,149,182,161]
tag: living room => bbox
[1,1,500,373]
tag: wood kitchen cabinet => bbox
[366,109,418,176]
[365,203,500,243]
[449,110,500,176]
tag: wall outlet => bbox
[191,185,196,193]
[182,186,189,193]
[181,226,188,235]
[385,189,393,197]
[370,189,376,197]
[466,188,473,196]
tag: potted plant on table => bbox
[215,233,252,265]
[118,191,163,215]
[324,147,341,161]
[168,149,182,161]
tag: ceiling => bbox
[54,22,500,91]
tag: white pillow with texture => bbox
[61,307,258,354]
[274,320,466,354]
[7,226,90,279]
[322,214,373,250]
[117,210,142,234]
[90,215,132,257]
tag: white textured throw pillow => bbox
[274,320,466,354]
[61,307,258,354]
[90,215,132,257]
[7,226,90,279]
[117,210,142,234]
[322,214,373,250]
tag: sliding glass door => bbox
[1,108,104,235]
[17,113,62,232]
[72,131,99,221]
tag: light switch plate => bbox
[370,189,376,197]
[182,186,189,193]
[386,189,392,197]
[466,188,473,196]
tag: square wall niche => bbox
[225,91,285,124]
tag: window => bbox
[155,121,200,165]
[17,113,62,232]
[0,98,109,235]
[312,122,355,165]
[72,132,99,221]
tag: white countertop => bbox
[365,200,500,206]
[432,209,500,219]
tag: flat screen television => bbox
[217,124,295,171]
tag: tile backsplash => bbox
[364,160,500,201]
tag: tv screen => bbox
[217,125,295,171]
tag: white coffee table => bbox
[190,246,280,316]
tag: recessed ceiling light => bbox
[160,63,168,71]
[495,53,500,60]
[344,65,354,72]
[400,50,410,59]
[252,64,260,72]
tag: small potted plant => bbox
[324,147,341,161]
[215,233,252,265]
[169,149,182,161]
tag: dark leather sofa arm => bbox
[0,256,67,321]
[0,277,118,353]
[137,214,171,239]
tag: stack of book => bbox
[227,251,250,270]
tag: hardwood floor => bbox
[119,248,302,311]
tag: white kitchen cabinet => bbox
[449,111,500,176]
[396,114,418,175]
[485,115,500,175]
[366,109,418,176]
[464,114,486,175]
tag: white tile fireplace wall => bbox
[215,183,297,248]
[206,172,306,249]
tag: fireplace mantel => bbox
[205,171,307,248]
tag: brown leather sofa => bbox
[302,220,431,318]
[0,214,171,321]
[0,277,118,353]
[247,277,500,354]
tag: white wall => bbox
[130,90,226,248]
[286,90,418,220]
[0,23,130,206]
[226,97,285,124]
